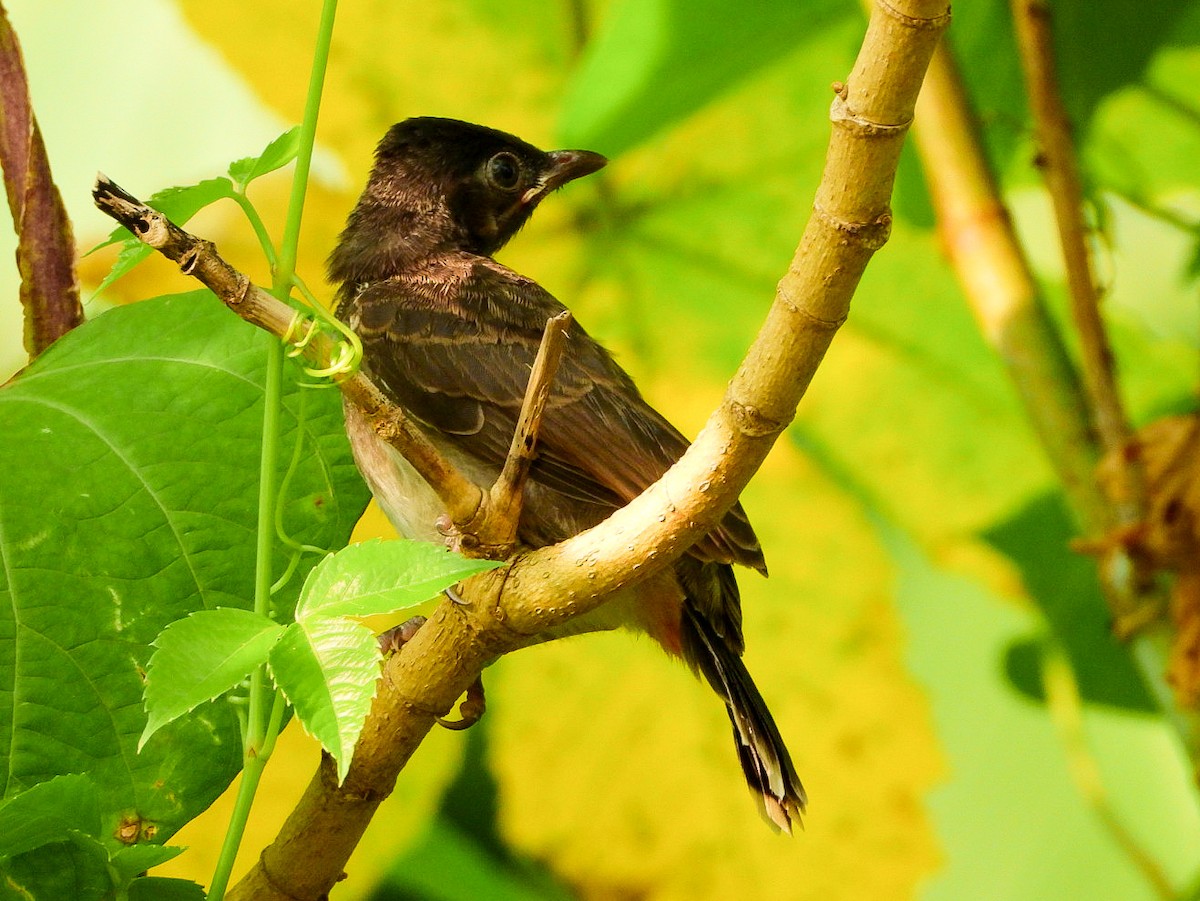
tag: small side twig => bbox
[482,310,572,552]
[1010,0,1144,526]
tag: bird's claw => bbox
[437,675,486,730]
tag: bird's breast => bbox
[342,399,497,541]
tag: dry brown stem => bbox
[1010,0,1144,525]
[0,2,82,357]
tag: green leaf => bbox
[557,0,848,156]
[0,833,113,901]
[383,816,571,901]
[269,617,380,783]
[128,876,208,901]
[297,538,502,621]
[985,494,1153,712]
[109,843,186,884]
[141,609,286,749]
[0,291,370,841]
[91,238,153,297]
[0,774,100,858]
[228,127,302,189]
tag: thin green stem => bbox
[289,272,325,310]
[246,337,283,749]
[275,0,338,289]
[207,3,338,898]
[232,192,278,269]
[260,689,289,759]
[206,742,272,900]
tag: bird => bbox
[329,116,806,832]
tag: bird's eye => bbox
[484,152,521,191]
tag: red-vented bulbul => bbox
[330,117,806,832]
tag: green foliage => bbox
[0,775,200,899]
[269,615,380,783]
[558,0,849,157]
[0,291,369,893]
[988,494,1154,711]
[140,539,500,783]
[228,128,303,191]
[0,775,100,860]
[141,609,288,749]
[297,538,502,619]
[4,0,1200,897]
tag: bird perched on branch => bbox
[330,117,806,832]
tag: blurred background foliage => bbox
[4,0,1200,897]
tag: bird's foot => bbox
[437,675,486,730]
[377,615,428,655]
[377,614,485,730]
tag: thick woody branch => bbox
[501,0,951,632]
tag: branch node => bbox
[727,400,792,439]
[831,92,914,135]
[809,200,893,249]
[876,0,953,30]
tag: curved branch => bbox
[503,0,950,631]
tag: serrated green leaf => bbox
[297,539,502,621]
[0,291,371,841]
[109,843,186,884]
[91,237,154,296]
[0,774,100,858]
[141,608,286,749]
[269,618,380,783]
[228,127,302,189]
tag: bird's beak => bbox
[522,149,607,204]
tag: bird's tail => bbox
[681,598,807,833]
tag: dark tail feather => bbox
[681,599,807,833]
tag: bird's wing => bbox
[341,257,765,571]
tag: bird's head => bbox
[330,117,606,282]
